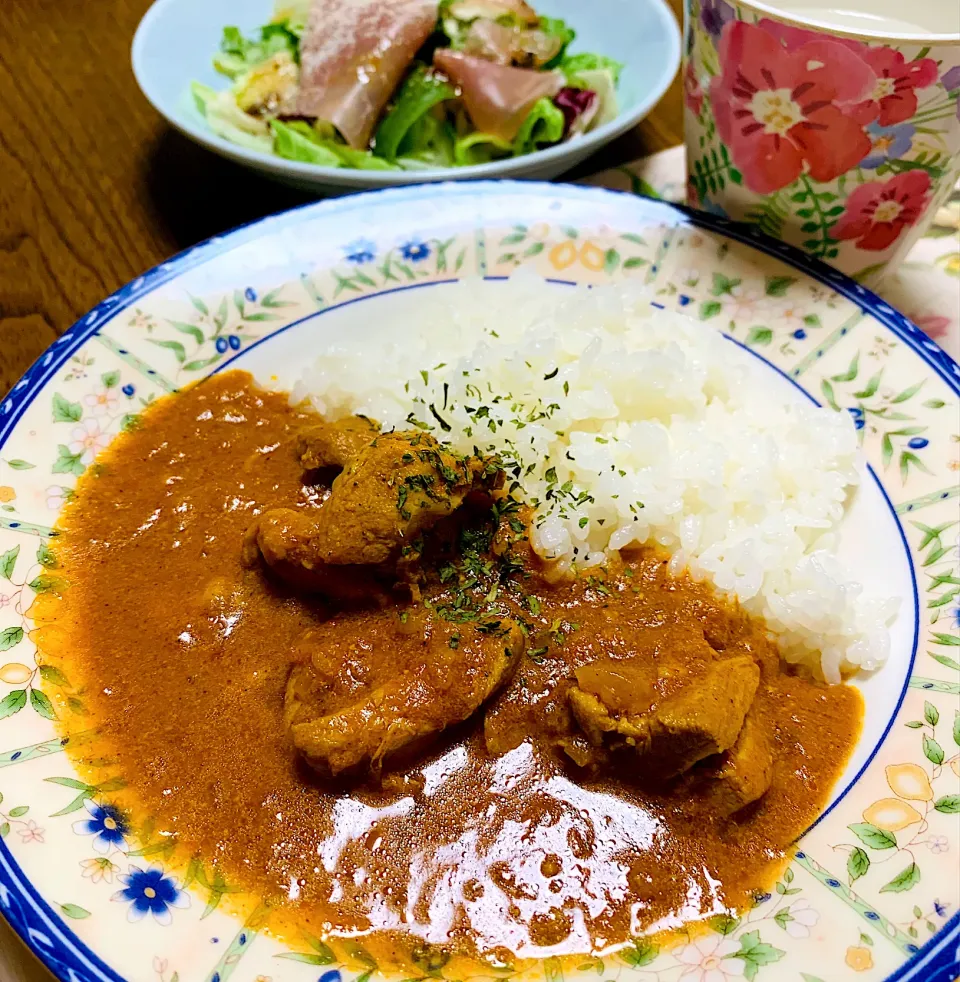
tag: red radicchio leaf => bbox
[554,87,598,137]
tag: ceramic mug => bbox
[682,0,960,285]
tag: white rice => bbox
[293,273,896,681]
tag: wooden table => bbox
[0,0,683,977]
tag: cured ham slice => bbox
[463,19,563,68]
[433,49,563,141]
[296,0,439,149]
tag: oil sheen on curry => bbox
[35,371,863,973]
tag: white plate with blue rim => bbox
[0,182,957,982]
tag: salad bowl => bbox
[131,0,682,193]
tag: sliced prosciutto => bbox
[296,0,438,149]
[463,19,564,68]
[433,49,563,142]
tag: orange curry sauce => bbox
[34,371,863,974]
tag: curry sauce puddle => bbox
[31,372,864,976]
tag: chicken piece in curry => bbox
[286,607,526,777]
[36,372,864,975]
[243,428,501,600]
[296,413,379,470]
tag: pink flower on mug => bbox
[757,18,860,55]
[833,171,932,251]
[758,20,940,124]
[710,22,873,193]
[849,48,939,126]
[685,62,704,116]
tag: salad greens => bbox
[214,21,302,79]
[270,120,343,166]
[397,114,458,168]
[513,97,565,157]
[374,67,458,162]
[192,0,623,172]
[192,81,274,152]
[271,121,400,169]
[560,52,623,86]
[537,17,576,68]
[454,132,513,166]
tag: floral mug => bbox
[683,0,960,285]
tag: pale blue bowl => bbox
[132,0,681,192]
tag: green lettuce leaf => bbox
[214,21,300,78]
[261,21,302,48]
[396,158,434,171]
[271,120,342,166]
[396,114,456,168]
[325,143,399,170]
[454,132,513,166]
[191,82,217,117]
[374,67,456,161]
[438,0,468,47]
[513,97,565,156]
[202,90,273,152]
[271,121,399,169]
[270,0,310,36]
[561,52,623,87]
[538,17,576,68]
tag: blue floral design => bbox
[847,407,865,430]
[344,238,376,264]
[72,800,129,855]
[862,123,915,169]
[400,239,431,262]
[319,972,342,982]
[215,335,241,354]
[244,287,257,302]
[122,383,135,397]
[112,864,189,925]
[907,436,929,449]
[792,329,807,340]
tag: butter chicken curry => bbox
[35,371,863,972]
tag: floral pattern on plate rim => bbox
[0,184,956,982]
